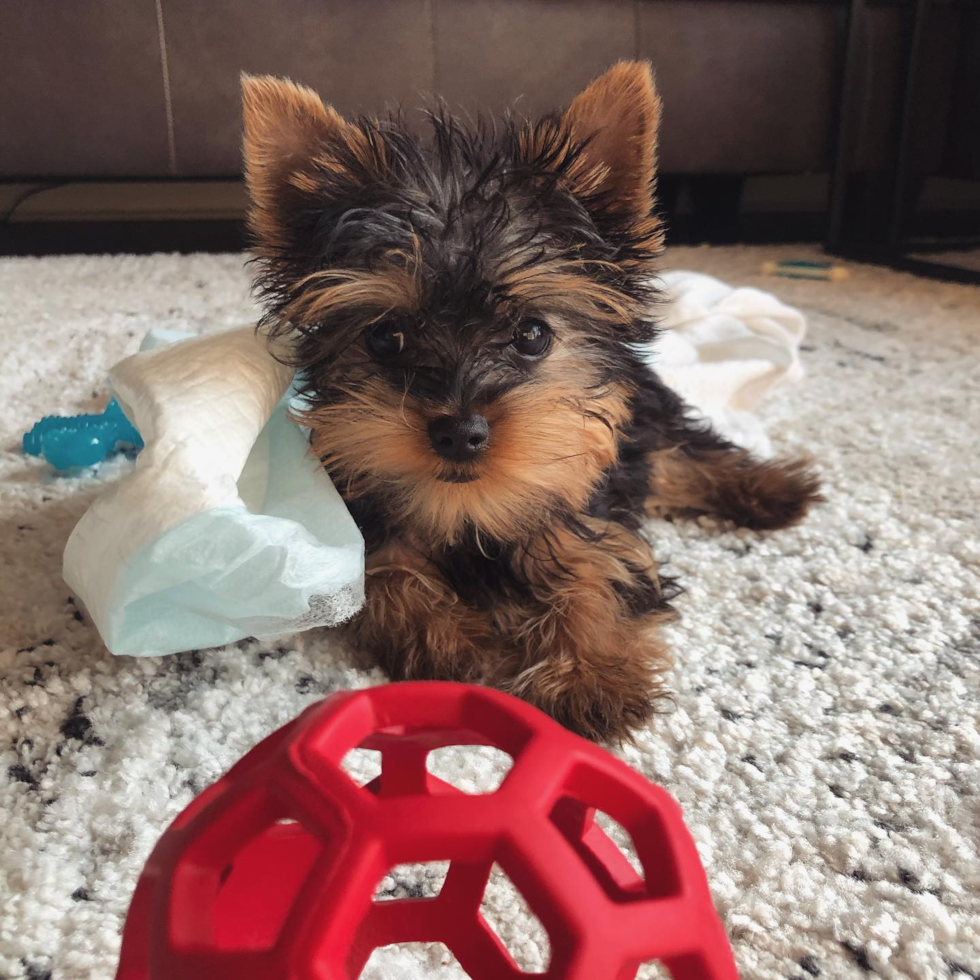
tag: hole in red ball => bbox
[426,745,514,794]
[549,795,679,903]
[359,942,467,978]
[341,746,383,789]
[479,862,552,974]
[593,809,645,879]
[373,860,450,902]
[636,961,672,978]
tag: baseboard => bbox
[0,220,248,256]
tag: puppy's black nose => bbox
[428,414,490,462]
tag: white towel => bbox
[649,270,806,457]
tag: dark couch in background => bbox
[2,0,978,254]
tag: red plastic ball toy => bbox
[115,682,738,979]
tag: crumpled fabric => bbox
[649,270,806,457]
[62,327,364,658]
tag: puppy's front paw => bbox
[506,655,663,744]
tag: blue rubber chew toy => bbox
[23,398,144,471]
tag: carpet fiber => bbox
[1,246,977,980]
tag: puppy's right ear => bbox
[241,74,354,250]
[562,61,660,219]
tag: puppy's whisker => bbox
[541,452,590,463]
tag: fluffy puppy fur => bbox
[241,63,821,743]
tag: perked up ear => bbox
[563,61,661,216]
[241,73,354,248]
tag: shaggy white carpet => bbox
[1,246,978,980]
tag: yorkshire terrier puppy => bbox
[241,63,820,743]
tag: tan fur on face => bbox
[304,349,630,546]
[498,259,643,325]
[283,265,419,325]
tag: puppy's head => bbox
[242,63,663,546]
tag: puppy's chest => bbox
[361,531,533,613]
[432,542,533,611]
[364,524,668,627]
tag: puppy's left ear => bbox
[563,61,661,217]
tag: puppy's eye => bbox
[366,321,406,360]
[511,318,553,358]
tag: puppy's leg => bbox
[497,521,675,744]
[649,443,821,530]
[629,379,820,530]
[344,540,496,682]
